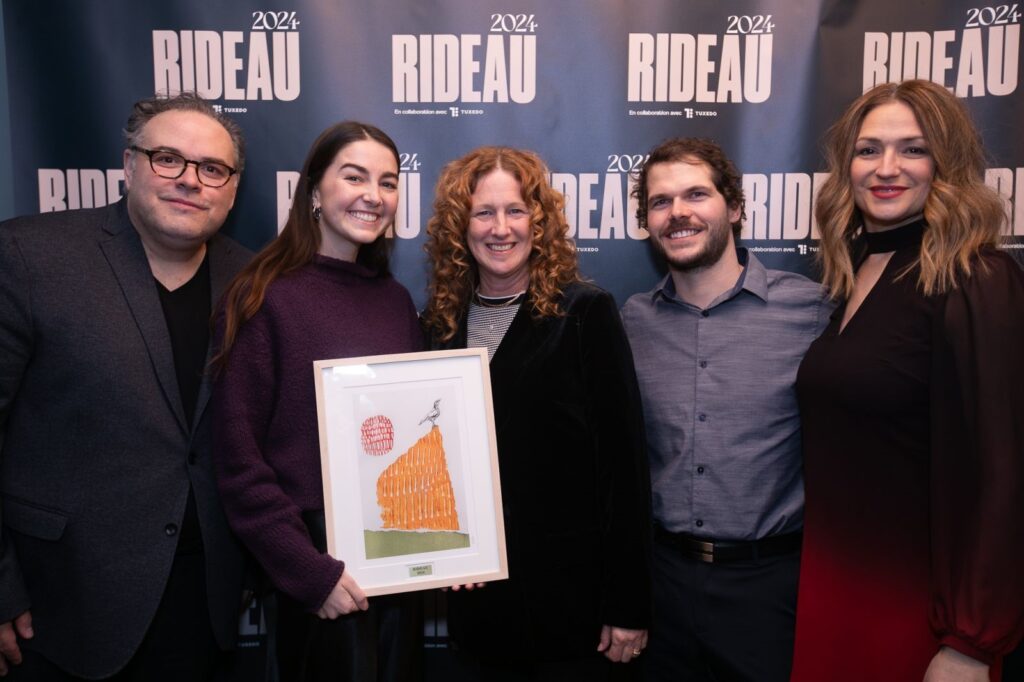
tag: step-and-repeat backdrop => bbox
[4,0,1022,308]
[3,0,1022,674]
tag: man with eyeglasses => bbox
[0,93,251,681]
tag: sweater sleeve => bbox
[212,308,344,612]
[928,251,1024,663]
[578,288,653,629]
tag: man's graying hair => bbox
[123,92,246,172]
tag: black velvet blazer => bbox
[431,281,652,662]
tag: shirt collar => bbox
[652,247,768,306]
[737,248,768,302]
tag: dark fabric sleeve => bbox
[578,288,653,630]
[212,307,344,612]
[929,251,1024,664]
[0,230,33,623]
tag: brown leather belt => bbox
[654,524,801,563]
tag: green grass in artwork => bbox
[364,530,471,559]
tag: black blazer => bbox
[0,200,250,677]
[432,282,652,662]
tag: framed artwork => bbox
[313,348,507,596]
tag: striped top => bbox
[466,292,524,360]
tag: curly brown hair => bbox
[422,147,580,342]
[631,137,746,239]
[816,79,1004,300]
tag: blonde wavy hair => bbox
[816,79,1005,300]
[422,146,580,342]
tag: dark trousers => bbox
[643,542,800,682]
[275,590,422,682]
[450,649,641,682]
[11,552,223,681]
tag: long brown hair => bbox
[421,146,579,342]
[213,121,399,367]
[816,79,1004,300]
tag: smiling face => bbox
[466,168,533,296]
[850,101,935,233]
[312,138,399,262]
[644,159,739,273]
[123,110,239,257]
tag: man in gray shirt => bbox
[621,138,830,682]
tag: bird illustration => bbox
[419,399,441,427]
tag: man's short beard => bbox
[659,218,734,273]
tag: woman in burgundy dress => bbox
[792,79,1024,681]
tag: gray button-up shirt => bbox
[621,249,831,541]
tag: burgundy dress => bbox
[792,220,1024,681]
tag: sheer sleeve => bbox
[929,250,1024,664]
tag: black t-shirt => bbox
[154,255,211,555]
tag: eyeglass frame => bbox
[130,145,238,188]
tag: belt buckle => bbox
[695,539,714,563]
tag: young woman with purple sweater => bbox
[211,122,423,681]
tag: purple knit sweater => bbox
[213,255,423,611]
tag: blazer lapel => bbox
[489,303,546,371]
[476,304,548,434]
[98,201,188,433]
[190,235,235,431]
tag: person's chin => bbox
[662,241,703,264]
[344,224,385,244]
[158,212,208,233]
[668,250,715,272]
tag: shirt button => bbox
[698,414,707,422]
[701,310,710,318]
[697,466,705,474]
[695,519,704,528]
[188,451,198,465]
[164,524,178,536]
[699,360,707,368]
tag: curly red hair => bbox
[422,147,579,342]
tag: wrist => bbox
[937,646,989,670]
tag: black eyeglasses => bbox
[130,146,238,188]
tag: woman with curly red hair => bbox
[422,146,652,679]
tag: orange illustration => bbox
[376,424,460,531]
